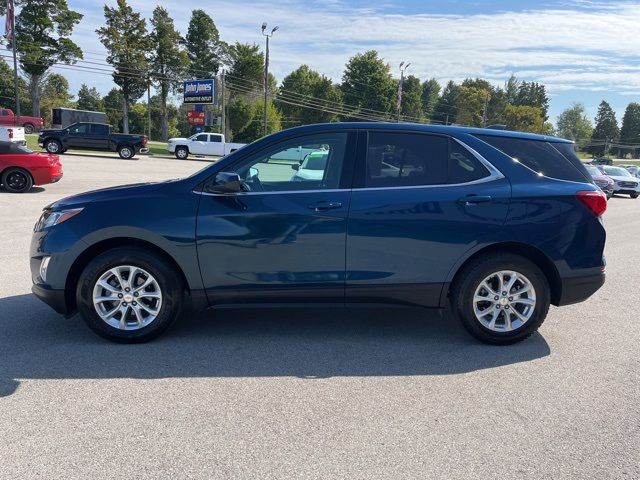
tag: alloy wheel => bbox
[92,265,163,330]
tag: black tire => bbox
[630,193,638,199]
[118,145,135,159]
[76,247,184,343]
[1,167,34,193]
[450,253,550,345]
[23,123,35,134]
[175,146,189,160]
[44,139,62,154]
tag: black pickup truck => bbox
[38,122,148,159]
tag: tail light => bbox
[8,128,13,139]
[142,136,148,146]
[577,190,607,217]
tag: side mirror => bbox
[208,172,243,194]
[291,163,299,171]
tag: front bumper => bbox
[556,270,605,306]
[32,283,68,315]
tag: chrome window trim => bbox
[196,136,505,196]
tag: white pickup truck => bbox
[167,133,246,159]
[0,126,26,144]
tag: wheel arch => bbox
[0,165,34,186]
[64,237,191,315]
[442,242,562,307]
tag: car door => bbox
[89,124,110,149]
[207,134,224,156]
[66,123,91,148]
[190,133,209,155]
[345,130,511,307]
[196,130,356,305]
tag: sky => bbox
[5,0,640,124]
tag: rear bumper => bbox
[32,284,68,315]
[556,271,605,306]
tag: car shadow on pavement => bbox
[0,293,550,397]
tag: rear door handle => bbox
[457,195,492,205]
[308,201,343,211]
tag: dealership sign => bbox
[183,79,215,104]
[187,110,206,125]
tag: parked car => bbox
[38,122,148,159]
[291,149,329,181]
[585,165,614,199]
[592,157,613,166]
[596,165,640,198]
[0,107,44,134]
[0,141,62,193]
[0,126,25,144]
[620,164,640,178]
[30,123,606,345]
[167,133,245,159]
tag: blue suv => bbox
[30,123,607,344]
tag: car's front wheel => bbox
[451,253,550,345]
[44,139,62,154]
[1,167,34,193]
[175,146,189,160]
[76,247,184,343]
[630,193,639,199]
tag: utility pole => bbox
[482,91,490,128]
[7,0,20,125]
[147,78,151,140]
[261,22,278,136]
[396,61,410,122]
[220,70,225,136]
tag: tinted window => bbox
[69,123,90,134]
[476,135,590,183]
[91,124,109,134]
[209,135,222,143]
[366,132,448,187]
[195,134,208,142]
[448,140,490,183]
[0,142,32,154]
[231,133,348,192]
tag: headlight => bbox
[35,208,84,231]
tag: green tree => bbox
[97,0,150,134]
[556,103,593,144]
[504,74,520,104]
[455,86,488,127]
[619,102,640,158]
[433,80,459,124]
[76,84,104,112]
[279,65,342,126]
[503,104,546,133]
[39,73,74,125]
[13,0,83,116]
[227,42,265,91]
[185,9,225,79]
[0,60,28,111]
[421,78,440,121]
[149,6,189,141]
[515,81,549,120]
[102,88,124,131]
[398,74,423,121]
[590,100,619,156]
[341,50,395,119]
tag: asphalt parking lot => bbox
[0,154,638,479]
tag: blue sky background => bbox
[5,0,640,124]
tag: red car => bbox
[0,141,63,193]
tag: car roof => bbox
[271,122,573,144]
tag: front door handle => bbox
[457,195,492,205]
[308,201,343,211]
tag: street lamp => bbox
[261,22,279,136]
[397,61,411,122]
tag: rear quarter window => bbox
[475,135,591,183]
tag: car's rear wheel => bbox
[118,145,135,159]
[23,123,35,134]
[451,253,550,345]
[1,167,33,193]
[45,139,61,154]
[76,247,184,343]
[175,146,189,160]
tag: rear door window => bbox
[448,140,490,184]
[91,124,109,135]
[475,135,590,183]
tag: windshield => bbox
[0,142,33,154]
[586,166,600,176]
[302,152,328,170]
[603,166,631,177]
